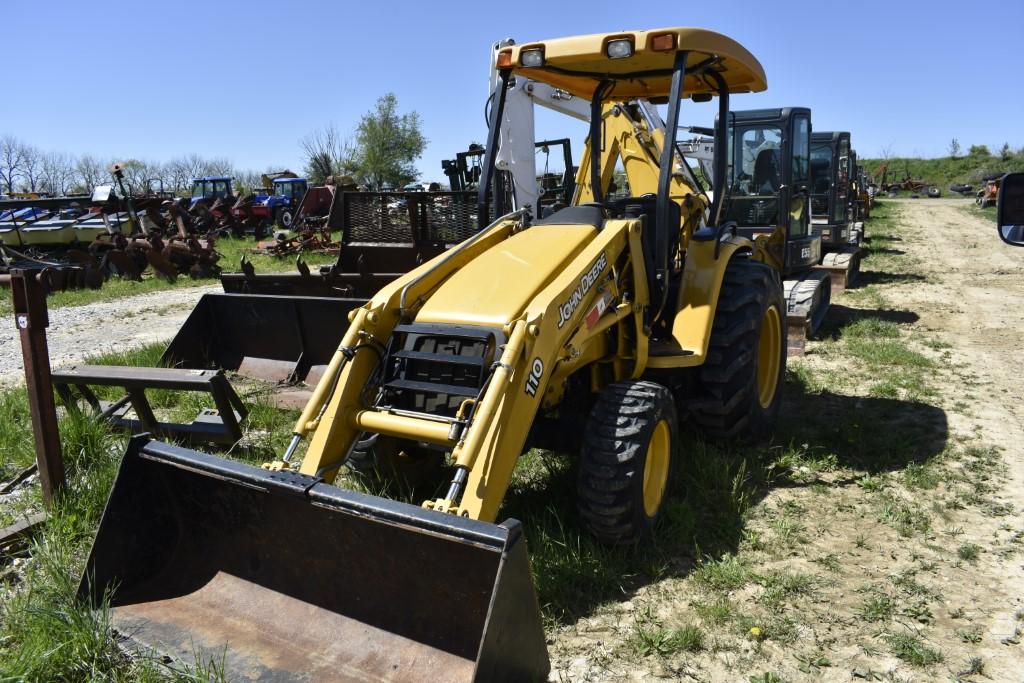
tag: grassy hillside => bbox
[860,151,1024,189]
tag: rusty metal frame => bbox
[52,365,248,446]
[10,269,65,506]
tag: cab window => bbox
[724,124,783,227]
[792,117,809,184]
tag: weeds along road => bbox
[0,284,218,386]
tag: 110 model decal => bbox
[557,252,608,328]
[524,358,544,397]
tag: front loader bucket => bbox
[163,293,361,392]
[78,437,549,682]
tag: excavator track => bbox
[784,270,832,356]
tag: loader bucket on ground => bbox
[78,437,550,682]
[163,293,361,388]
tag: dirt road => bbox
[0,285,217,386]
[882,198,1024,679]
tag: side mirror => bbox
[997,172,1024,246]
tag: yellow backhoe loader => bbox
[80,28,785,681]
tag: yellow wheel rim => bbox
[756,304,782,409]
[642,420,671,518]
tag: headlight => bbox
[521,48,544,67]
[606,39,633,59]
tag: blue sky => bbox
[6,0,1021,182]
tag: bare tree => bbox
[879,144,894,161]
[202,157,235,178]
[948,138,961,158]
[0,135,25,194]
[40,151,77,195]
[20,143,43,192]
[300,124,355,185]
[74,154,106,192]
[166,155,200,194]
[234,169,263,196]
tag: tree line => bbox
[0,135,264,197]
[1,92,428,198]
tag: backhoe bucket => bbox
[78,437,549,682]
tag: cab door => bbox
[783,113,819,272]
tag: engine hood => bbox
[414,225,597,327]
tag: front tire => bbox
[577,381,679,545]
[690,259,786,440]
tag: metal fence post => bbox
[11,269,65,506]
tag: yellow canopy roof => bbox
[503,27,767,100]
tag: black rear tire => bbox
[689,258,786,440]
[576,380,678,545]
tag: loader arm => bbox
[574,103,708,246]
[293,213,527,475]
[453,219,637,521]
[296,214,644,521]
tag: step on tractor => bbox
[810,131,861,291]
[80,28,787,681]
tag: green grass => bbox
[840,318,902,339]
[628,621,705,657]
[903,462,942,490]
[694,597,735,625]
[883,632,943,666]
[878,494,932,537]
[861,151,1024,189]
[693,554,752,592]
[957,543,982,562]
[757,570,816,611]
[967,203,997,223]
[859,594,896,622]
[845,338,933,368]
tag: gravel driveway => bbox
[0,285,219,386]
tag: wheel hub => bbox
[642,420,670,517]
[756,304,782,409]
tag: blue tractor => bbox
[248,177,308,229]
[189,176,235,210]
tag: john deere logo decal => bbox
[557,253,607,328]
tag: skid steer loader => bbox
[80,28,782,681]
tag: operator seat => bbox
[753,148,780,195]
